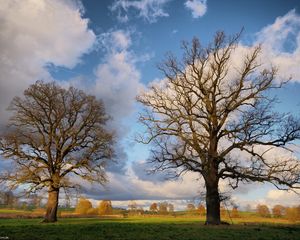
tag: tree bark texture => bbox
[43,186,59,223]
[205,179,221,225]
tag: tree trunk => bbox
[43,186,59,223]
[205,179,221,225]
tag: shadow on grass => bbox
[0,218,299,240]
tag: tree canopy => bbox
[0,81,114,222]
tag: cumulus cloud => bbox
[0,0,96,126]
[94,30,143,122]
[265,189,300,206]
[98,199,201,211]
[131,160,169,183]
[232,187,300,211]
[255,9,300,81]
[205,10,300,84]
[82,169,203,201]
[67,29,147,175]
[110,0,170,23]
[185,0,207,18]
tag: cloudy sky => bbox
[1,0,300,210]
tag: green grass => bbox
[0,217,299,240]
[0,209,31,214]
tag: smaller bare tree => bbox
[256,204,271,218]
[168,203,174,213]
[272,204,285,218]
[0,81,114,222]
[149,202,158,212]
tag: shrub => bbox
[286,206,300,222]
[86,208,98,215]
[75,198,92,215]
[149,202,158,212]
[256,204,271,218]
[272,205,285,218]
[98,200,113,215]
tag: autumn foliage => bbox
[98,200,113,215]
[149,203,158,212]
[197,204,206,216]
[256,204,271,218]
[286,206,300,222]
[75,198,93,215]
[272,205,286,218]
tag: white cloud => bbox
[93,30,144,123]
[110,0,170,23]
[265,189,300,206]
[0,0,96,125]
[102,199,200,211]
[83,168,203,201]
[98,30,132,50]
[185,0,207,18]
[66,30,147,175]
[235,188,300,210]
[94,52,140,125]
[255,9,300,81]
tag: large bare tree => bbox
[0,81,114,222]
[137,31,300,225]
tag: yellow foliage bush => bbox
[75,198,92,215]
[286,206,300,222]
[98,200,113,215]
[86,208,98,215]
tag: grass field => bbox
[0,217,300,240]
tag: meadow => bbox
[0,214,299,240]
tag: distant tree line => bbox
[0,191,44,209]
[75,198,113,216]
[256,204,300,222]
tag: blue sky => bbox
[0,0,300,210]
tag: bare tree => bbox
[158,201,168,214]
[187,203,196,212]
[149,202,158,212]
[168,203,174,213]
[0,81,114,222]
[272,204,285,218]
[1,191,18,208]
[137,31,300,225]
[128,200,138,212]
[256,204,271,218]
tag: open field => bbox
[0,216,299,240]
